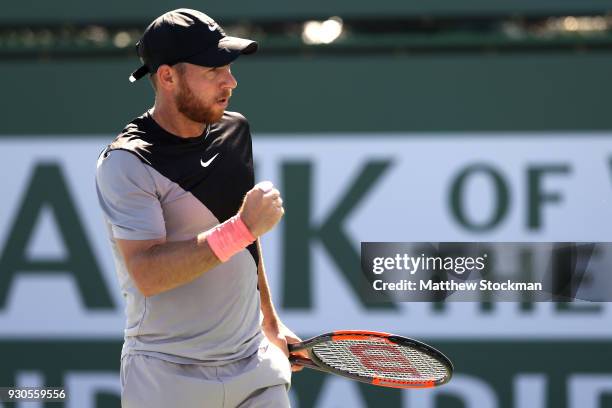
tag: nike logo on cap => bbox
[200,153,219,167]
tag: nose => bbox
[222,68,238,90]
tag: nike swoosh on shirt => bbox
[200,153,219,168]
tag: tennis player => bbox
[96,8,301,407]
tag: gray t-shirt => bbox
[96,110,263,365]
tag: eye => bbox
[204,69,218,79]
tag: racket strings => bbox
[312,339,448,382]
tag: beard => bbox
[175,78,226,124]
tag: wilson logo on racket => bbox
[348,343,421,377]
[288,330,453,389]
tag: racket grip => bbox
[289,355,327,372]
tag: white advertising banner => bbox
[0,134,610,340]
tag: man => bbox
[96,8,301,407]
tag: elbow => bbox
[136,283,157,298]
[116,239,168,298]
[127,263,159,298]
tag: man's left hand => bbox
[262,320,307,372]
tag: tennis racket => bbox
[288,330,453,389]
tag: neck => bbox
[150,99,206,138]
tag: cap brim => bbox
[185,36,258,68]
[129,65,150,83]
[219,36,258,55]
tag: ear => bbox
[155,65,179,91]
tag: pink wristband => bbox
[206,215,256,262]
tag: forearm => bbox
[127,232,220,297]
[257,240,280,327]
[255,239,305,366]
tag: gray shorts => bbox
[120,339,292,408]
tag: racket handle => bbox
[289,355,328,373]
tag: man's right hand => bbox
[239,181,285,237]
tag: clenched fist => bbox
[239,181,284,238]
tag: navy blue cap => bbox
[129,8,258,83]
